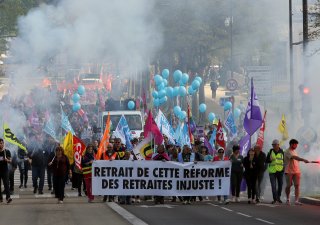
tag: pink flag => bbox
[144,110,163,145]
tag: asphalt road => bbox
[121,199,320,225]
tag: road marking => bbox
[138,204,176,208]
[256,218,274,224]
[237,212,251,218]
[107,202,149,225]
[207,203,218,207]
[257,203,278,208]
[220,207,233,212]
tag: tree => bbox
[0,0,48,52]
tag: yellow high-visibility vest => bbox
[268,150,284,173]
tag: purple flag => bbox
[243,78,262,135]
[239,133,250,156]
[204,136,215,155]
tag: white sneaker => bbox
[224,199,230,204]
[136,199,141,203]
[236,197,240,202]
[295,201,303,206]
[219,200,223,204]
[231,196,236,202]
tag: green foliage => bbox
[0,0,46,51]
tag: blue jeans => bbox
[269,171,283,201]
[32,166,45,192]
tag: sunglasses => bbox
[218,151,224,154]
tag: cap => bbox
[272,139,279,145]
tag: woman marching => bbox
[48,146,71,204]
[82,144,95,203]
[243,148,258,204]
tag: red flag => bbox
[144,110,163,145]
[256,110,267,149]
[216,120,225,148]
[73,135,86,170]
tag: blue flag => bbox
[174,122,191,147]
[43,114,58,141]
[61,108,75,135]
[209,128,216,148]
[113,115,133,150]
[224,111,237,139]
[243,78,262,135]
[155,109,175,144]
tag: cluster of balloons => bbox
[222,100,242,120]
[72,85,86,112]
[152,69,203,108]
[173,106,187,120]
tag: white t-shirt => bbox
[284,148,300,174]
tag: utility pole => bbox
[289,0,294,124]
[302,0,310,126]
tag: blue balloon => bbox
[159,96,168,104]
[179,86,187,96]
[154,98,160,107]
[127,100,135,110]
[158,89,166,98]
[162,79,168,87]
[157,82,165,91]
[77,85,85,96]
[154,75,163,85]
[179,111,187,120]
[152,90,158,98]
[224,101,232,111]
[181,73,189,84]
[72,102,81,112]
[192,80,200,90]
[188,86,195,95]
[173,86,180,97]
[199,103,207,113]
[174,106,181,116]
[166,87,173,98]
[72,93,80,102]
[173,70,182,83]
[234,108,241,119]
[194,76,202,84]
[208,112,216,122]
[162,69,170,79]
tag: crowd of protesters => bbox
[0,86,313,206]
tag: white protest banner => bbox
[92,160,231,196]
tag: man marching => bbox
[0,138,13,204]
[284,139,310,205]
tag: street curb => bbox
[300,197,320,206]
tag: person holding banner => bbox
[213,147,230,204]
[48,146,71,204]
[102,143,117,202]
[82,144,95,203]
[178,145,195,205]
[152,144,170,204]
[0,138,13,204]
[229,144,244,202]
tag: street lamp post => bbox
[225,19,233,80]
